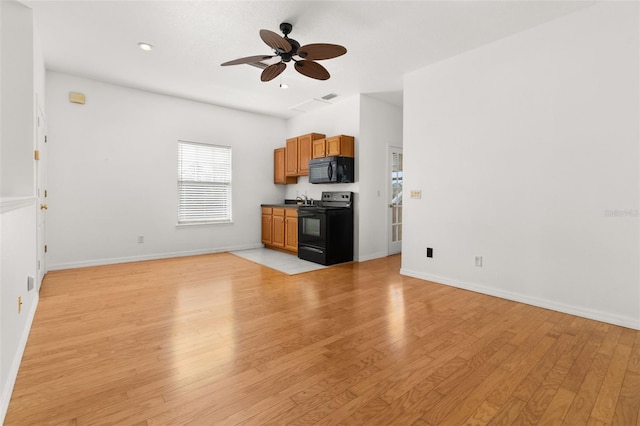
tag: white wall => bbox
[284,95,403,261]
[46,72,286,269]
[0,1,41,422]
[402,2,640,329]
[1,0,34,197]
[0,201,38,422]
[359,95,403,260]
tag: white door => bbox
[388,146,403,254]
[36,105,47,290]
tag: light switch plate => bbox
[69,92,86,104]
[410,190,422,199]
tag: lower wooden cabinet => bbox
[284,209,298,252]
[261,206,298,254]
[261,207,272,244]
[271,208,285,248]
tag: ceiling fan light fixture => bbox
[221,23,346,83]
[137,42,154,52]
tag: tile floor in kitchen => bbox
[231,247,327,275]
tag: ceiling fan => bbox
[221,22,347,82]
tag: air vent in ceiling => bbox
[289,98,331,113]
[321,93,338,101]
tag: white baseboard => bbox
[356,251,389,262]
[47,243,263,271]
[400,268,640,331]
[0,293,39,424]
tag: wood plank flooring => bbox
[5,253,640,425]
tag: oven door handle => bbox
[298,211,318,218]
[300,246,324,254]
[327,163,333,181]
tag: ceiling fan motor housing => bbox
[282,39,300,61]
[279,22,293,35]
[278,23,300,61]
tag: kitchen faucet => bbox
[296,195,313,205]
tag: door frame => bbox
[36,101,47,289]
[387,145,403,255]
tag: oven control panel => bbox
[321,191,353,203]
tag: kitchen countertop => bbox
[261,199,318,208]
[261,203,301,208]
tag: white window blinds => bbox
[177,141,232,224]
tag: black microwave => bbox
[308,156,355,184]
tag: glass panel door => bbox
[388,146,403,255]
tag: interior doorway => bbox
[388,146,403,255]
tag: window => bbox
[177,141,232,225]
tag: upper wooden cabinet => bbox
[274,148,297,185]
[311,135,355,159]
[285,137,298,177]
[312,138,326,159]
[286,133,325,176]
[298,133,318,176]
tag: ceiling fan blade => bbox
[294,60,330,80]
[221,55,275,66]
[298,44,347,61]
[260,29,292,53]
[261,62,286,82]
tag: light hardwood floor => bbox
[5,253,640,425]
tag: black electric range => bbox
[297,191,354,266]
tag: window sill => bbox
[176,221,234,228]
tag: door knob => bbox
[40,204,48,210]
[389,203,394,208]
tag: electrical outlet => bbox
[475,256,483,267]
[426,247,433,258]
[137,236,144,244]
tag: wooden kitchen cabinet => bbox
[274,148,297,185]
[285,138,298,177]
[326,135,355,157]
[312,138,326,159]
[311,134,355,159]
[261,207,272,245]
[271,208,286,248]
[286,133,325,176]
[261,206,298,254]
[284,209,298,252]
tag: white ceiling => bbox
[23,0,593,119]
